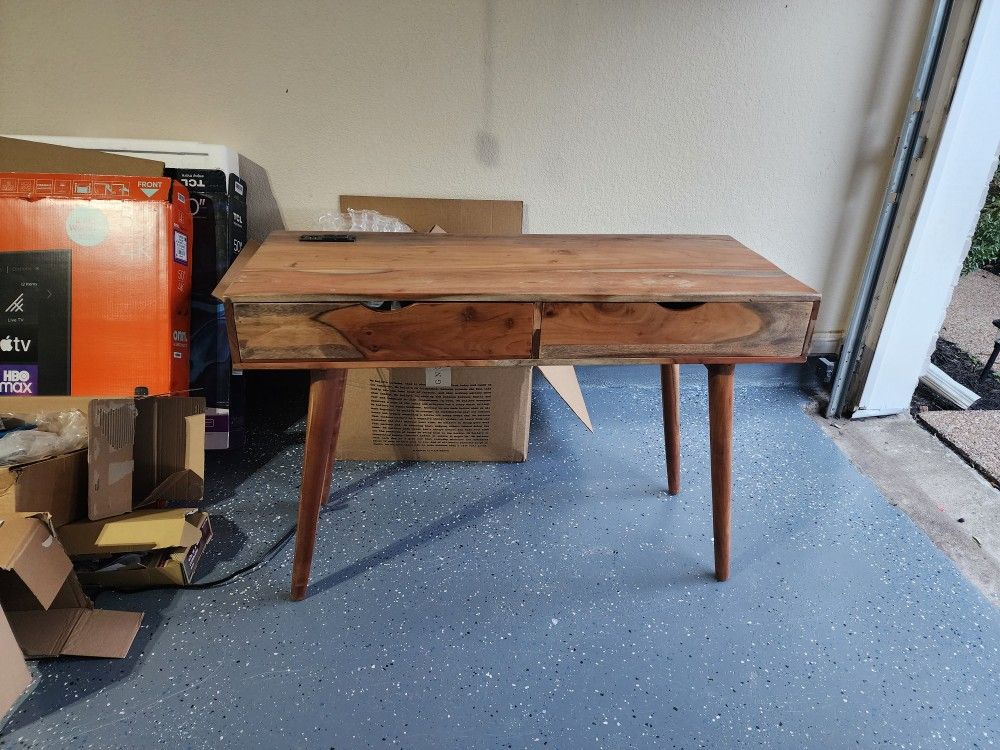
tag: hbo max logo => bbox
[0,368,34,394]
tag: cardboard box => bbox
[338,367,533,461]
[0,395,205,521]
[0,604,31,721]
[0,135,236,176]
[0,137,245,449]
[0,135,164,176]
[60,508,213,589]
[0,513,141,658]
[166,168,248,450]
[0,137,192,395]
[0,139,193,396]
[0,449,87,527]
[339,195,525,236]
[331,196,591,461]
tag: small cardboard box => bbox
[0,449,88,527]
[166,168,248,451]
[0,513,142,658]
[0,395,205,521]
[331,196,591,461]
[59,508,213,589]
[0,136,193,396]
[0,604,31,720]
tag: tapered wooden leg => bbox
[706,364,734,582]
[319,408,341,506]
[660,364,681,495]
[291,369,348,601]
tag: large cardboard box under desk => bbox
[332,196,591,462]
[338,366,534,461]
[0,395,205,521]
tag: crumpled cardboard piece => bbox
[59,507,204,555]
[537,365,593,431]
[0,513,142,658]
[60,508,213,589]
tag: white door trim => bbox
[854,0,1000,418]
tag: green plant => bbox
[963,165,1000,274]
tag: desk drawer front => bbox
[539,301,814,358]
[233,302,535,362]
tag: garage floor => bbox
[3,365,998,749]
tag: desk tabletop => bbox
[218,232,819,303]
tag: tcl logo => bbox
[179,177,206,189]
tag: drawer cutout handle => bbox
[360,300,415,312]
[656,302,706,311]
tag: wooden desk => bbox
[217,233,820,600]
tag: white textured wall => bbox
[0,0,930,336]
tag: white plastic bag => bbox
[0,409,88,465]
[315,208,411,233]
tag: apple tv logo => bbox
[0,335,31,353]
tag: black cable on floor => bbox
[91,493,356,600]
[186,522,298,589]
[91,521,299,599]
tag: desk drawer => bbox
[233,302,535,362]
[539,301,814,358]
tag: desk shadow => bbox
[305,483,519,598]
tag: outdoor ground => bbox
[939,269,1000,372]
[2,365,998,749]
[913,268,1000,486]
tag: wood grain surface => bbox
[661,363,682,496]
[538,301,813,358]
[226,355,808,369]
[291,369,347,601]
[233,301,535,361]
[218,232,820,303]
[707,364,735,582]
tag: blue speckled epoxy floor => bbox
[2,365,998,749]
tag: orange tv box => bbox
[0,173,193,396]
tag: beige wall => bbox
[0,0,930,337]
